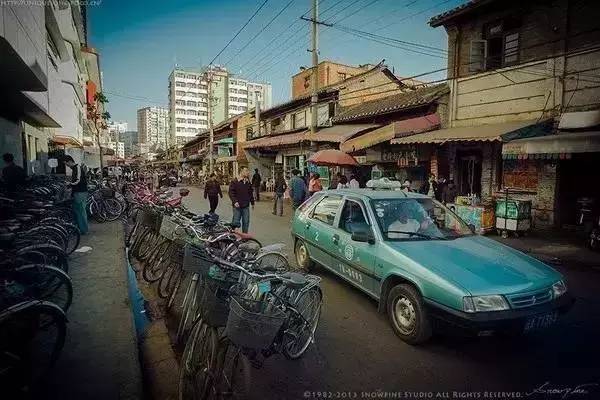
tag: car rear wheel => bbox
[294,239,314,271]
[387,284,432,345]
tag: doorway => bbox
[456,150,482,196]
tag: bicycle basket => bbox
[200,280,232,327]
[139,209,159,228]
[159,216,181,240]
[182,243,214,274]
[100,188,115,198]
[224,296,286,350]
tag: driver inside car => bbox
[387,201,433,239]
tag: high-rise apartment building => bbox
[168,66,272,145]
[137,107,169,151]
[107,121,128,141]
[120,131,138,158]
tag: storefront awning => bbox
[307,124,380,143]
[51,135,83,147]
[502,131,600,159]
[243,131,308,149]
[340,114,440,152]
[391,119,543,145]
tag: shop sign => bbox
[503,142,527,155]
[381,145,418,166]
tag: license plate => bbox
[524,311,558,332]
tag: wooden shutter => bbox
[503,32,519,65]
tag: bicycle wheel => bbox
[0,301,67,390]
[213,338,251,399]
[281,287,323,360]
[158,261,181,299]
[102,198,124,222]
[178,320,219,400]
[253,252,290,271]
[62,222,81,254]
[14,265,73,312]
[176,275,201,344]
[143,240,172,283]
[166,269,186,312]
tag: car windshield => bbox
[371,198,473,241]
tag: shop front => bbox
[502,130,600,229]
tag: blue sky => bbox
[88,0,464,129]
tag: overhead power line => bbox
[223,0,296,67]
[208,0,270,66]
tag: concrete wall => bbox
[337,71,404,109]
[0,3,47,86]
[0,116,23,167]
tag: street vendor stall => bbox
[308,149,358,189]
[447,196,495,234]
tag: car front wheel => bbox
[294,239,315,271]
[387,284,432,345]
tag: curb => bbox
[139,320,179,400]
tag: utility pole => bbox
[207,67,214,174]
[310,0,319,139]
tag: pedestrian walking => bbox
[1,153,26,191]
[251,168,262,202]
[204,172,223,214]
[272,173,287,216]
[64,156,88,235]
[308,172,323,197]
[349,174,360,189]
[289,169,307,210]
[228,167,254,233]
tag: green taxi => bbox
[291,188,573,344]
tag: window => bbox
[176,108,185,114]
[176,73,185,78]
[470,18,521,72]
[177,118,186,123]
[186,82,196,88]
[293,110,306,128]
[187,119,196,124]
[230,88,238,94]
[186,101,196,107]
[230,97,237,102]
[338,72,347,81]
[186,74,195,79]
[230,106,238,111]
[339,200,369,234]
[239,89,248,95]
[187,110,197,116]
[176,81,185,87]
[176,90,185,96]
[311,196,343,226]
[176,100,186,106]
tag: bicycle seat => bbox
[281,272,308,289]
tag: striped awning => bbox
[502,131,600,159]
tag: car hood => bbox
[387,235,562,296]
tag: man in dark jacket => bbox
[1,153,26,191]
[251,168,261,201]
[228,167,254,233]
[289,169,307,209]
[272,173,287,217]
[204,172,223,213]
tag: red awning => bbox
[243,131,308,149]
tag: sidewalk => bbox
[42,221,143,400]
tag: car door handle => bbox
[332,234,339,244]
[305,222,311,229]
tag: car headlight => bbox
[552,280,567,298]
[463,295,510,313]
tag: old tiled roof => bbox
[332,83,449,123]
[429,0,495,27]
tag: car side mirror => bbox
[351,230,375,244]
[468,223,476,233]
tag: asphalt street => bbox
[181,186,600,400]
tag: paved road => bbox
[182,187,600,400]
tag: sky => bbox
[88,0,465,130]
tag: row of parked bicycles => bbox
[124,181,323,399]
[0,175,80,396]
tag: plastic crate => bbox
[224,296,286,350]
[139,209,159,228]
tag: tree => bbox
[87,92,110,170]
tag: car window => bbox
[339,200,369,234]
[310,196,342,226]
[298,193,323,215]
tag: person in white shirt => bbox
[349,174,360,189]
